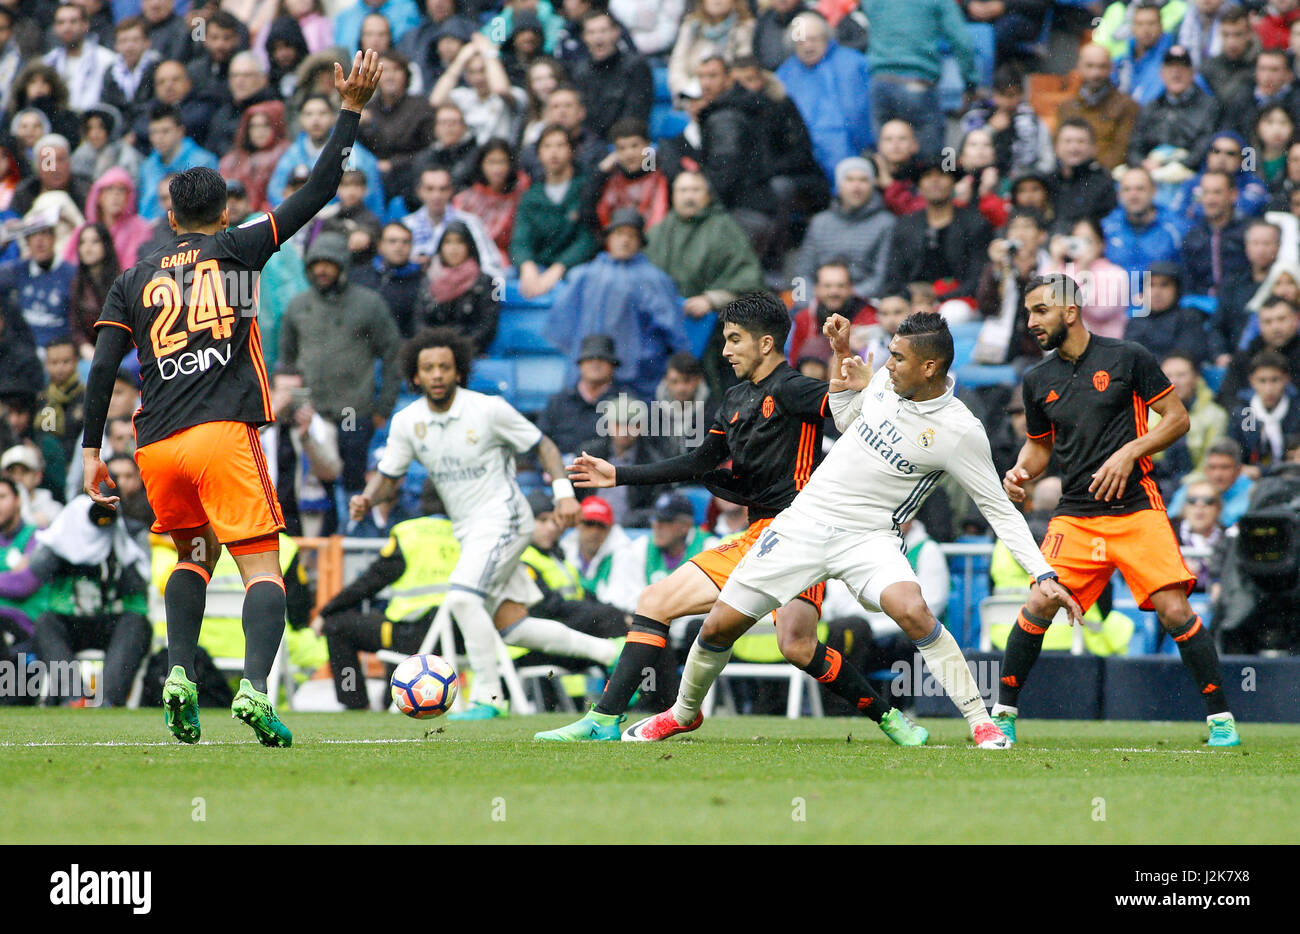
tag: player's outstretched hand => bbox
[82,449,119,507]
[1003,466,1031,503]
[829,352,872,394]
[349,492,371,521]
[1038,578,1083,627]
[336,49,383,113]
[1088,447,1136,502]
[822,312,851,354]
[567,452,615,488]
[555,496,581,528]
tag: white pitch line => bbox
[0,738,431,748]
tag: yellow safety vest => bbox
[521,545,585,601]
[384,517,460,623]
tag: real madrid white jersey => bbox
[377,388,541,537]
[788,366,1052,579]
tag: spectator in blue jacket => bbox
[1227,350,1300,474]
[137,103,217,220]
[336,0,423,54]
[861,0,976,157]
[775,12,872,186]
[1102,166,1183,273]
[269,94,387,218]
[1168,130,1270,232]
[1180,169,1248,297]
[0,216,75,349]
[1112,1,1175,106]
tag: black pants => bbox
[335,415,376,494]
[32,611,152,707]
[323,608,434,710]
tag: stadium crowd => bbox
[4,0,1300,709]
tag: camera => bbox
[1005,238,1022,256]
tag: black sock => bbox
[242,578,286,694]
[998,608,1052,709]
[802,642,892,723]
[594,614,668,716]
[1169,615,1229,716]
[164,563,208,682]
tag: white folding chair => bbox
[979,592,1078,653]
[701,620,825,720]
[204,585,294,705]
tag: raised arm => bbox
[569,430,730,489]
[272,50,383,241]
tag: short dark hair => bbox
[1220,4,1249,26]
[1201,168,1236,189]
[1160,351,1198,371]
[816,259,852,282]
[1250,349,1292,376]
[894,312,954,374]
[993,62,1024,93]
[698,54,728,72]
[299,92,333,113]
[44,336,77,356]
[666,351,703,379]
[207,9,240,33]
[608,117,649,145]
[401,328,475,388]
[1259,48,1289,65]
[537,122,574,149]
[380,49,412,85]
[731,54,761,71]
[169,166,228,228]
[1207,437,1243,463]
[381,220,413,239]
[148,102,183,126]
[1055,116,1094,141]
[1024,272,1084,308]
[1261,295,1298,316]
[718,292,791,349]
[581,8,616,29]
[1006,207,1047,231]
[115,15,146,35]
[0,477,18,498]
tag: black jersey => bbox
[85,109,362,451]
[1022,335,1174,518]
[96,218,284,448]
[614,362,829,515]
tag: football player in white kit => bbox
[350,329,620,719]
[624,312,1082,746]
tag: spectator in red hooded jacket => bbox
[219,99,291,213]
[61,167,152,269]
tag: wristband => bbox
[1035,571,1059,585]
[552,479,575,500]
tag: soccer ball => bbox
[390,654,459,719]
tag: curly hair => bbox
[401,328,475,388]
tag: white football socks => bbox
[914,623,992,731]
[444,590,503,706]
[671,637,732,726]
[502,616,619,665]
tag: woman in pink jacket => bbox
[62,167,153,269]
[1040,217,1132,339]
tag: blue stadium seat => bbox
[652,66,671,103]
[489,309,557,356]
[650,104,688,141]
[1181,294,1218,315]
[678,485,713,526]
[513,355,570,413]
[470,358,514,398]
[955,363,1019,388]
[503,277,555,309]
[1200,364,1225,394]
[684,312,717,360]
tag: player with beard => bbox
[536,292,928,744]
[350,328,620,720]
[994,273,1240,746]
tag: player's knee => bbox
[893,596,935,640]
[635,584,672,620]
[777,628,816,667]
[443,589,484,618]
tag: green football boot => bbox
[992,711,1017,745]
[1207,714,1241,747]
[447,700,508,721]
[161,665,200,745]
[534,709,625,741]
[231,680,293,747]
[878,708,929,746]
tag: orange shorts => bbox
[135,420,285,545]
[692,517,826,613]
[1041,511,1195,612]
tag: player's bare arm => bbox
[82,449,119,506]
[350,472,402,521]
[535,435,580,526]
[1004,435,1053,503]
[1088,389,1190,502]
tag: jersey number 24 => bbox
[145,259,237,358]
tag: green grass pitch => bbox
[2,710,1297,844]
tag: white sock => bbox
[444,591,502,706]
[991,703,1018,718]
[1207,711,1233,722]
[914,623,991,732]
[502,616,618,666]
[671,637,732,726]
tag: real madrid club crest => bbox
[918,427,935,448]
[466,429,479,445]
[762,395,775,418]
[414,422,427,439]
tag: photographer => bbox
[29,494,151,707]
[974,208,1050,366]
[259,368,343,537]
